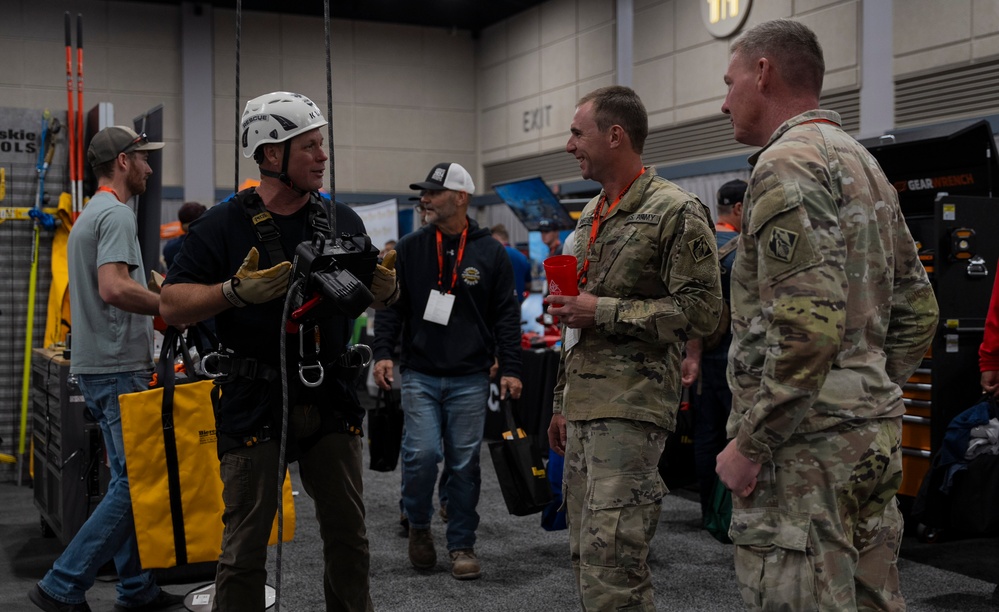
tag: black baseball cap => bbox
[409,162,476,194]
[718,179,747,207]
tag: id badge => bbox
[424,290,455,325]
[564,327,580,351]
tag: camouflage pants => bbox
[564,418,668,611]
[730,418,905,611]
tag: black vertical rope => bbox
[324,0,336,239]
[274,276,301,612]
[234,0,241,193]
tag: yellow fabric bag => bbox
[43,192,74,348]
[120,327,295,569]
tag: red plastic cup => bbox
[543,255,579,296]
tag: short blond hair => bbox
[732,19,824,97]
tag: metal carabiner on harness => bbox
[200,351,227,379]
[299,362,324,387]
[298,324,324,387]
[340,344,372,368]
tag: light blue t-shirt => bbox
[67,191,154,374]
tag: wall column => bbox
[858,0,894,138]
[181,2,215,205]
[616,0,633,87]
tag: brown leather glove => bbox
[221,247,292,307]
[148,270,165,293]
[370,249,400,307]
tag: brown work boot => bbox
[449,549,481,580]
[408,527,436,569]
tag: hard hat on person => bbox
[240,91,327,159]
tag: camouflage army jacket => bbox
[727,110,939,464]
[553,167,723,430]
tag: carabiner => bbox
[299,362,324,388]
[200,352,225,379]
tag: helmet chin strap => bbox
[259,141,308,195]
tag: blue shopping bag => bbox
[541,448,567,531]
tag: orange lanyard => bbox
[97,185,122,202]
[436,223,468,294]
[716,222,738,232]
[579,167,646,287]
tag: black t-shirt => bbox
[166,189,367,436]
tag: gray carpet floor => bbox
[3,445,997,611]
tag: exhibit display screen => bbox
[492,176,575,231]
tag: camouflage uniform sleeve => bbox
[593,201,722,344]
[551,342,567,415]
[884,222,938,386]
[735,174,846,464]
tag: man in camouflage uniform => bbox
[716,19,938,611]
[547,85,722,611]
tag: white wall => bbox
[894,0,999,76]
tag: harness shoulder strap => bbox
[236,188,287,265]
[308,194,334,239]
[236,188,333,265]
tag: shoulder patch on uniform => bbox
[767,227,798,263]
[626,213,661,224]
[688,235,713,263]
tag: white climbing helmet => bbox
[240,91,327,159]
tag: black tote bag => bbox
[488,400,552,516]
[367,387,404,472]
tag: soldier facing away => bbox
[716,19,938,611]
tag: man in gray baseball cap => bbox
[30,126,179,611]
[87,125,164,168]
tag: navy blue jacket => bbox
[373,217,522,379]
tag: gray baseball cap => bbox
[87,126,164,168]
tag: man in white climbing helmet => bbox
[162,92,398,611]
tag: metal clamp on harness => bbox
[336,344,372,369]
[201,351,230,379]
[201,350,261,381]
[327,344,373,383]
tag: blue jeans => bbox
[38,370,162,607]
[400,370,489,551]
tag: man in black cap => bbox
[538,219,563,257]
[162,201,207,270]
[30,126,183,612]
[372,162,523,581]
[681,178,746,529]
